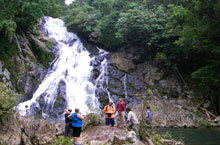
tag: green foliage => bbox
[65,0,176,50]
[0,82,19,123]
[0,0,65,41]
[0,0,65,69]
[152,131,184,145]
[137,96,151,142]
[170,0,220,113]
[29,39,54,67]
[0,37,17,62]
[116,5,170,48]
[198,121,212,128]
[152,134,163,145]
[82,113,101,130]
[54,136,74,145]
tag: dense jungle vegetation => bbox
[0,0,220,115]
[65,0,220,114]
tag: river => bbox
[157,128,220,145]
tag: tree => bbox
[0,82,19,123]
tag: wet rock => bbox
[91,68,100,80]
[95,56,104,63]
[83,41,100,57]
[96,88,109,108]
[214,116,220,123]
[107,65,124,80]
[90,59,101,66]
[110,52,136,73]
[108,78,124,96]
[18,66,46,100]
[68,38,77,46]
[54,81,67,115]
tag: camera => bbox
[107,113,112,117]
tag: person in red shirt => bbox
[115,98,126,127]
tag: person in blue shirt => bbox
[68,108,84,145]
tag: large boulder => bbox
[110,52,136,73]
[0,114,22,145]
[78,126,144,145]
[0,113,63,145]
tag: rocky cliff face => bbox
[0,20,55,101]
[104,51,186,105]
[103,50,208,127]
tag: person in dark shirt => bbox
[115,98,126,127]
[64,109,73,137]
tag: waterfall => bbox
[123,74,128,99]
[17,17,109,118]
[65,0,75,5]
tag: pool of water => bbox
[156,128,220,145]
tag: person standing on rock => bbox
[69,108,84,145]
[64,109,73,138]
[115,98,126,127]
[126,107,139,133]
[103,101,115,127]
[146,106,153,124]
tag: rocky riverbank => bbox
[0,113,184,145]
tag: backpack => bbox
[147,111,153,119]
[146,111,153,123]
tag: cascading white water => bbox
[65,0,75,5]
[17,17,109,117]
[123,74,128,99]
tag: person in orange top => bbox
[103,101,115,127]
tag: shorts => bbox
[105,118,115,126]
[64,123,73,137]
[72,127,82,137]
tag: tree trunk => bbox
[213,88,220,115]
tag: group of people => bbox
[103,98,153,132]
[64,98,153,145]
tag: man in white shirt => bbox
[126,107,139,132]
